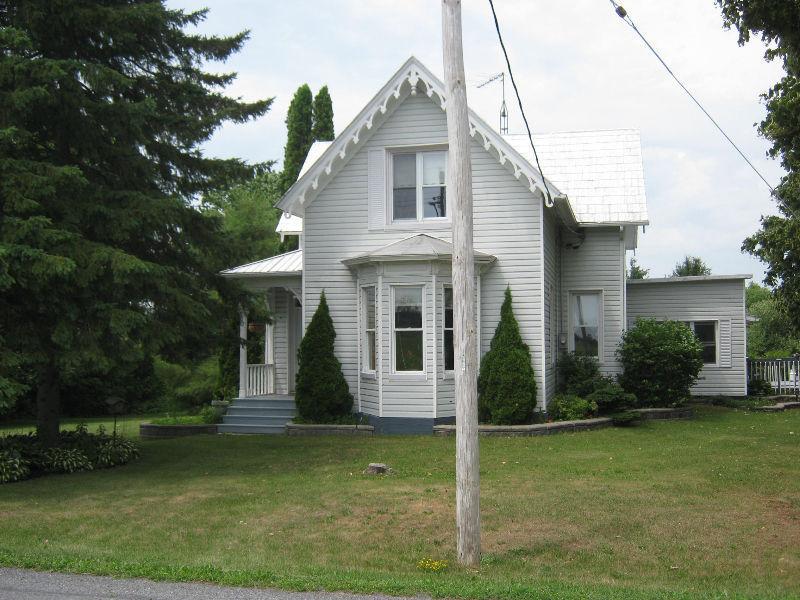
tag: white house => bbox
[220,57,749,434]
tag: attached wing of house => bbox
[221,57,749,434]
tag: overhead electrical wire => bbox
[607,0,781,201]
[487,0,554,206]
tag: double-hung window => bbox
[391,150,447,222]
[361,286,376,372]
[394,286,424,372]
[443,286,454,371]
[683,320,717,364]
[570,292,601,358]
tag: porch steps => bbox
[217,394,296,435]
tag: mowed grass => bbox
[0,406,798,600]
[0,414,154,438]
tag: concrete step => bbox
[232,399,296,410]
[222,415,294,426]
[218,423,286,435]
[226,406,296,417]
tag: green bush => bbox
[747,377,773,397]
[586,378,637,414]
[295,291,353,422]
[557,352,601,397]
[617,319,703,407]
[199,405,222,424]
[478,287,537,424]
[0,449,30,483]
[96,438,140,468]
[548,394,597,421]
[40,447,93,474]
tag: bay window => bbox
[361,286,376,372]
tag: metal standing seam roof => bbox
[505,129,649,226]
[220,249,303,277]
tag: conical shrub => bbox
[478,286,537,424]
[295,291,353,422]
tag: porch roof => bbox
[342,234,496,267]
[220,249,303,278]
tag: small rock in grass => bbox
[364,463,393,475]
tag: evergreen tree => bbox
[717,0,800,333]
[280,84,314,193]
[0,2,271,444]
[478,287,537,424]
[628,257,649,279]
[672,255,711,277]
[295,292,353,422]
[312,85,335,141]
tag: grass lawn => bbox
[0,406,798,600]
[0,414,154,438]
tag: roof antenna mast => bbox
[477,72,508,134]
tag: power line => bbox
[487,0,554,206]
[607,0,779,199]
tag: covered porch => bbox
[221,249,303,398]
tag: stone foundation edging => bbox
[139,423,218,438]
[286,423,375,436]
[752,400,800,413]
[632,407,693,420]
[433,417,612,437]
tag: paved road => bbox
[0,568,426,600]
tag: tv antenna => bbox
[477,72,508,134]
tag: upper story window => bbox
[570,292,601,358]
[683,320,717,364]
[391,151,447,222]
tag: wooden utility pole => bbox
[442,0,480,567]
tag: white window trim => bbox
[443,284,454,377]
[684,319,720,368]
[360,285,377,376]
[567,290,604,362]
[390,283,426,377]
[388,146,449,226]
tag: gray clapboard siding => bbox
[626,279,747,396]
[560,227,625,374]
[303,92,548,417]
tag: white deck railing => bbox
[246,363,275,396]
[748,357,800,394]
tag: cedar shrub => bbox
[295,292,353,422]
[478,286,537,424]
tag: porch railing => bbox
[747,357,800,395]
[246,363,275,396]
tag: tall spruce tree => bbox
[717,1,800,333]
[478,287,537,424]
[0,1,271,444]
[280,84,314,194]
[294,292,353,422]
[312,85,334,141]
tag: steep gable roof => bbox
[277,57,566,218]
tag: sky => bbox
[169,0,786,282]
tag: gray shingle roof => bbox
[505,129,648,225]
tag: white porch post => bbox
[265,290,275,394]
[238,307,248,398]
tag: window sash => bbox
[361,287,376,372]
[683,320,717,365]
[570,292,601,358]
[443,286,454,371]
[393,286,424,373]
[391,151,447,222]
